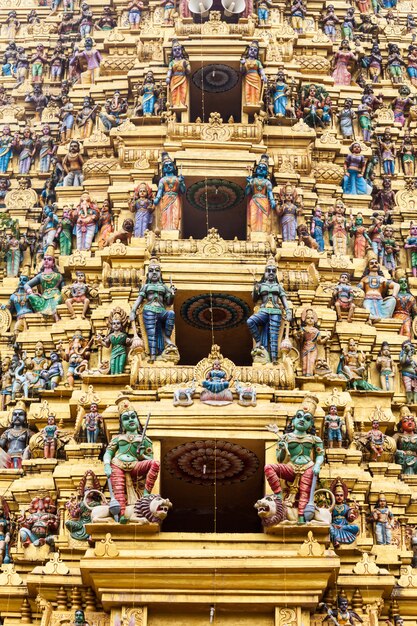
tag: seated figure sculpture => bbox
[357,258,399,322]
[393,406,417,475]
[329,477,360,548]
[263,409,324,524]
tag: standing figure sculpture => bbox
[332,40,357,86]
[264,409,324,524]
[350,213,370,258]
[130,259,178,363]
[240,41,267,110]
[130,182,154,237]
[310,206,325,251]
[376,341,395,391]
[103,398,160,520]
[370,493,393,544]
[296,308,329,377]
[153,152,185,232]
[332,273,356,322]
[246,154,276,236]
[246,258,292,365]
[0,126,13,174]
[393,407,417,475]
[405,222,417,277]
[328,200,349,256]
[342,142,371,195]
[399,340,417,404]
[96,307,131,375]
[135,71,159,117]
[0,404,33,469]
[0,500,11,564]
[324,406,346,448]
[393,274,417,339]
[277,184,303,242]
[166,40,191,111]
[400,132,416,178]
[322,596,363,625]
[270,71,291,117]
[73,192,100,251]
[82,403,103,444]
[337,338,379,390]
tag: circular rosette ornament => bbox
[192,64,239,93]
[186,179,244,212]
[181,293,249,331]
[164,440,260,485]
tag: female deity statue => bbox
[135,71,159,116]
[37,125,56,174]
[57,208,73,256]
[97,200,114,249]
[338,98,356,139]
[332,40,357,86]
[379,225,399,273]
[296,308,329,377]
[96,307,131,376]
[166,40,191,111]
[13,127,36,175]
[400,132,416,177]
[270,70,290,117]
[264,409,324,524]
[24,248,64,322]
[405,222,417,277]
[277,183,303,242]
[240,41,267,110]
[130,182,154,237]
[310,206,325,251]
[349,213,370,258]
[393,274,417,339]
[393,407,417,475]
[399,339,417,404]
[299,84,326,128]
[153,152,185,232]
[357,258,399,321]
[246,258,292,364]
[130,259,178,363]
[246,154,276,236]
[329,478,360,548]
[391,85,414,128]
[327,200,349,256]
[41,415,58,459]
[4,234,26,277]
[0,126,13,174]
[73,192,100,251]
[342,142,371,195]
[201,359,233,404]
[357,95,373,143]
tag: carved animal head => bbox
[133,494,172,524]
[254,494,287,527]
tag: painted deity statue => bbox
[245,154,276,235]
[3,275,33,334]
[376,341,395,391]
[357,258,399,322]
[130,182,154,237]
[332,39,357,86]
[18,496,59,549]
[65,471,103,542]
[264,409,324,524]
[0,404,33,469]
[322,596,363,626]
[331,273,357,323]
[201,358,233,404]
[399,340,417,404]
[0,500,11,564]
[277,184,303,242]
[310,206,325,251]
[24,249,64,322]
[405,222,417,277]
[153,152,185,232]
[103,399,160,520]
[135,71,159,116]
[342,142,371,195]
[329,478,360,548]
[400,132,416,177]
[246,258,292,365]
[296,308,329,377]
[96,307,131,375]
[370,493,393,545]
[337,338,379,390]
[324,406,346,448]
[328,200,348,256]
[130,259,178,363]
[57,332,92,388]
[65,271,92,320]
[82,403,103,444]
[240,41,266,109]
[393,406,417,475]
[73,192,100,251]
[394,274,417,339]
[166,40,190,111]
[270,71,290,117]
[41,415,58,459]
[349,213,370,258]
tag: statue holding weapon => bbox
[320,596,363,626]
[103,398,159,523]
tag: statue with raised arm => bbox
[103,398,160,522]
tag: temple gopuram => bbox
[1,0,417,624]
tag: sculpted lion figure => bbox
[255,493,333,527]
[87,493,172,525]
